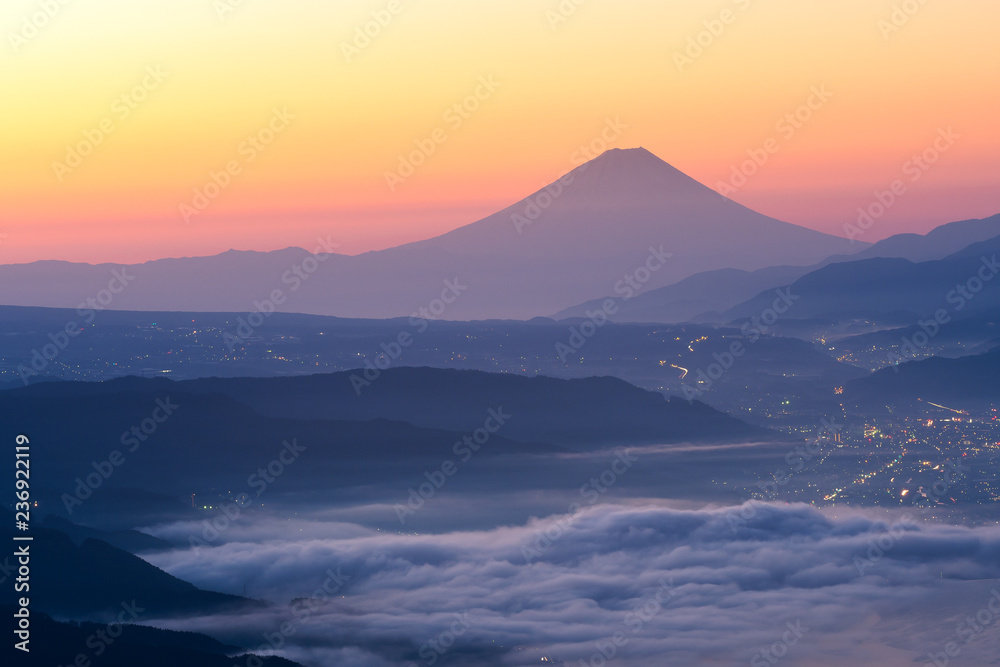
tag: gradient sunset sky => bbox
[2,0,998,264]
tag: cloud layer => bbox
[142,502,1000,666]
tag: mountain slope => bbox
[39,514,171,552]
[0,508,249,618]
[0,383,560,504]
[1,605,303,667]
[553,264,810,323]
[833,212,1000,264]
[553,213,1000,325]
[845,346,1000,403]
[723,234,1000,321]
[0,148,860,320]
[6,368,766,449]
[168,367,765,446]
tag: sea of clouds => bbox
[141,501,1000,666]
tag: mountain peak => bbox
[597,146,653,156]
[586,146,667,169]
[555,147,720,209]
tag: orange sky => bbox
[1,0,998,264]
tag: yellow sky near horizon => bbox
[1,0,998,263]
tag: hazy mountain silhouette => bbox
[845,346,1000,403]
[167,367,765,446]
[554,213,1000,324]
[39,514,171,552]
[0,508,250,618]
[832,312,1000,361]
[723,233,1000,321]
[4,368,764,453]
[0,148,860,320]
[0,383,561,509]
[832,212,1000,264]
[553,264,808,324]
[1,604,302,667]
[0,370,767,530]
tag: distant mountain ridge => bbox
[167,366,766,446]
[5,367,766,449]
[845,346,1000,403]
[832,213,1000,264]
[723,233,1000,321]
[0,148,861,320]
[555,213,1000,324]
